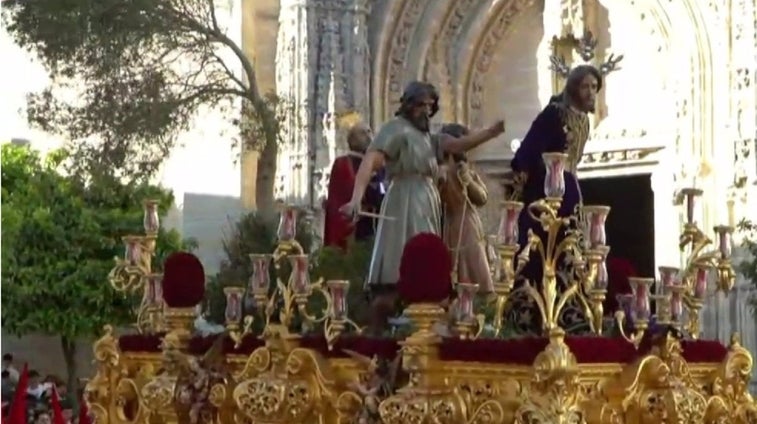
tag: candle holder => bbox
[616,277,653,349]
[584,245,610,335]
[136,273,165,332]
[666,284,686,330]
[224,203,354,349]
[581,205,611,249]
[107,199,163,333]
[675,188,736,339]
[490,201,529,336]
[249,253,272,309]
[224,287,245,329]
[278,203,298,241]
[224,285,255,348]
[143,200,160,234]
[323,280,362,349]
[265,251,326,329]
[454,282,484,340]
[542,152,568,200]
[651,293,673,326]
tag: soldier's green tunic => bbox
[366,117,443,288]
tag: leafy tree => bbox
[3,0,283,209]
[1,144,189,409]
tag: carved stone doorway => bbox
[580,174,655,278]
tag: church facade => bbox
[267,0,756,235]
[251,0,757,386]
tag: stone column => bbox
[310,0,371,204]
[275,0,311,205]
[274,0,371,210]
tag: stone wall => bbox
[1,332,97,381]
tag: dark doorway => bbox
[579,174,655,278]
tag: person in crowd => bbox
[2,354,19,384]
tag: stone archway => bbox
[371,0,717,162]
[370,0,720,249]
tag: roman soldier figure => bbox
[324,120,385,249]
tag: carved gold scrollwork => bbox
[604,332,709,423]
[232,338,337,424]
[85,325,124,424]
[234,347,271,380]
[335,391,364,424]
[207,383,227,408]
[379,393,467,424]
[705,334,757,424]
[114,378,140,423]
[514,331,585,424]
[140,375,178,422]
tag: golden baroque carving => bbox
[704,334,757,424]
[87,328,757,424]
[604,331,710,423]
[464,0,535,127]
[378,303,507,424]
[232,325,338,424]
[85,325,125,424]
[381,0,426,120]
[514,330,601,424]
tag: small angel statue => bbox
[343,350,402,424]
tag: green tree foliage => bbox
[3,0,282,207]
[1,144,188,406]
[736,219,757,319]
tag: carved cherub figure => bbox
[343,350,402,424]
[172,334,227,424]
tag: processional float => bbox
[85,34,755,424]
[85,151,755,423]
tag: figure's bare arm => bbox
[440,120,505,154]
[349,150,385,204]
[466,171,489,206]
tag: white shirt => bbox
[2,366,19,384]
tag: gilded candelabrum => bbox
[223,204,361,349]
[498,153,609,336]
[107,199,164,333]
[614,187,737,346]
[674,188,736,339]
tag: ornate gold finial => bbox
[549,31,624,78]
[337,111,363,130]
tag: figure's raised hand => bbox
[488,119,506,137]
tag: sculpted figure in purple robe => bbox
[509,65,604,332]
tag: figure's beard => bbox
[410,114,430,132]
[584,99,596,113]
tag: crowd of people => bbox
[1,354,89,424]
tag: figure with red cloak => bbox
[324,122,386,249]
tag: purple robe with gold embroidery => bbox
[511,102,586,286]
